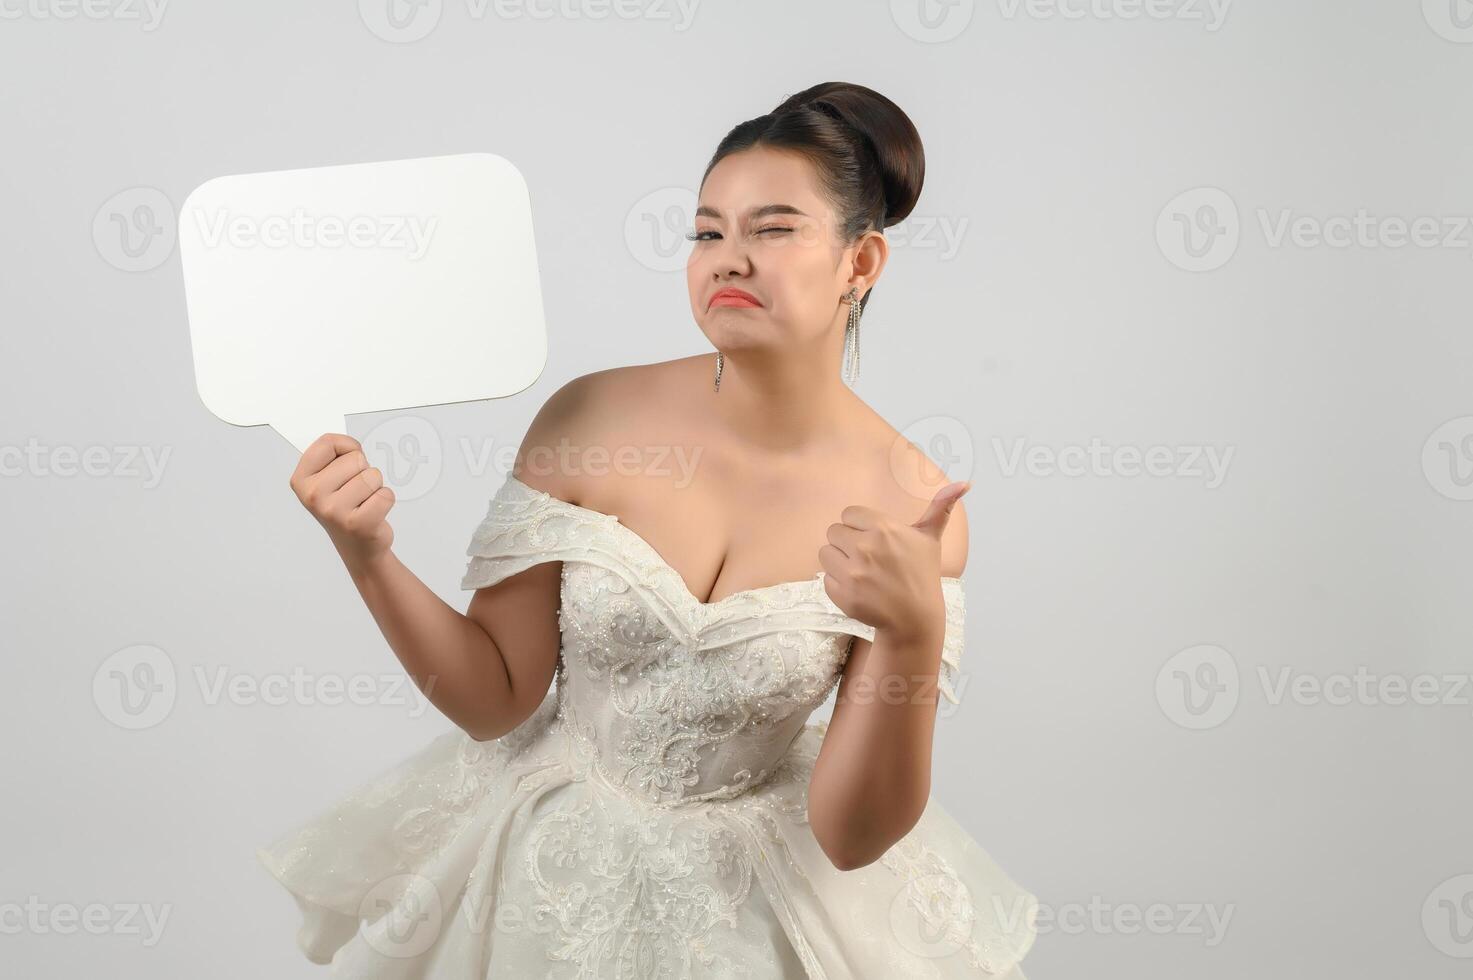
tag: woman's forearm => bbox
[807,622,946,870]
[341,548,527,741]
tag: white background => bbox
[2,1,1471,977]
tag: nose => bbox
[709,236,752,280]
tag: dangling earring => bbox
[713,350,723,392]
[842,286,862,385]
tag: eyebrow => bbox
[694,203,808,221]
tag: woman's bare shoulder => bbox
[510,358,698,502]
[858,411,972,579]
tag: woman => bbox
[261,81,1038,978]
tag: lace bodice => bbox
[459,474,968,808]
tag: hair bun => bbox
[774,82,924,228]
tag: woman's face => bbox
[686,146,883,354]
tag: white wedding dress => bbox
[257,473,1039,978]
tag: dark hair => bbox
[700,81,925,315]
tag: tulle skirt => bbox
[257,694,1038,978]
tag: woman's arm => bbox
[339,545,560,742]
[806,489,970,870]
[289,381,587,741]
[807,618,949,870]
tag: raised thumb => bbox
[912,480,971,539]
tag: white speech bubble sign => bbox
[178,152,546,452]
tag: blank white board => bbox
[179,152,546,452]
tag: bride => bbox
[261,81,1039,978]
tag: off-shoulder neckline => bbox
[503,474,963,612]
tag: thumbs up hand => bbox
[817,480,971,642]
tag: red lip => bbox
[709,287,762,310]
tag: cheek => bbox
[765,234,816,278]
[773,243,836,311]
[685,260,706,310]
[685,248,726,285]
[791,231,844,288]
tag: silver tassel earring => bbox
[842,286,862,385]
[716,288,860,392]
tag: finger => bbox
[314,449,370,496]
[816,543,852,586]
[335,466,384,510]
[824,521,864,559]
[353,485,396,527]
[837,502,884,531]
[291,433,358,485]
[912,481,971,539]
